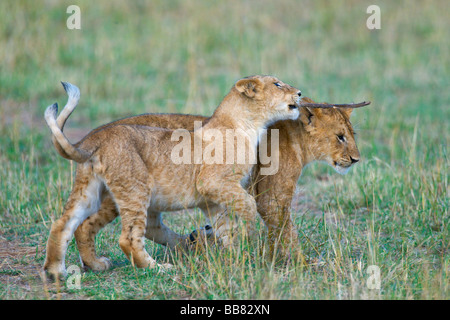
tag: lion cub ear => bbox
[341,108,353,118]
[300,107,321,129]
[235,78,264,99]
[299,98,322,129]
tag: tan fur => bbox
[43,75,302,277]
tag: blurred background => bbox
[0,0,448,299]
[1,1,448,143]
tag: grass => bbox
[0,0,448,299]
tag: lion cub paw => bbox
[153,262,174,273]
[187,224,217,247]
[159,263,174,270]
[83,256,113,272]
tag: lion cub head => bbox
[234,75,302,126]
[299,97,360,175]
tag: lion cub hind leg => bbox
[43,166,104,279]
[75,195,118,271]
[105,173,172,270]
[107,183,153,268]
[197,174,258,241]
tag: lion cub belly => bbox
[148,167,202,212]
[149,185,200,211]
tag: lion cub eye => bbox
[337,134,346,142]
[274,82,282,88]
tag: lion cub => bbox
[43,75,302,277]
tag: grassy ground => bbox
[0,0,448,299]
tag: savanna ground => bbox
[0,0,448,300]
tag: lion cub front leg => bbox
[145,211,191,250]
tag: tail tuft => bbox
[60,81,80,101]
[56,82,81,130]
[44,103,58,123]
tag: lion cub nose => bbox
[350,156,359,164]
[297,91,302,97]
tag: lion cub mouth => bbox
[333,161,352,175]
[288,104,298,110]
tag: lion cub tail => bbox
[44,82,91,163]
[49,82,83,160]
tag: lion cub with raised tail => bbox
[43,75,302,277]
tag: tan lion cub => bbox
[43,75,302,277]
